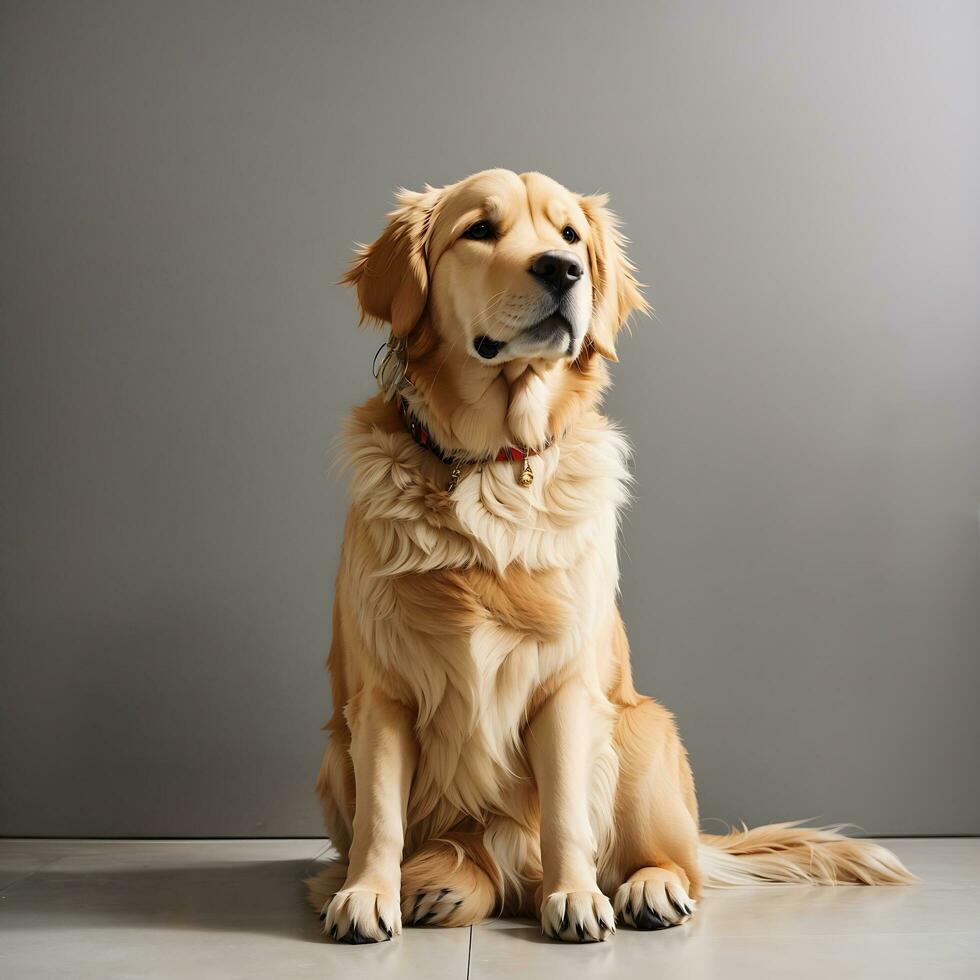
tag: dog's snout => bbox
[529,250,583,293]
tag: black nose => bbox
[529,250,583,294]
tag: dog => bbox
[307,168,913,944]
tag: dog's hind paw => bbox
[403,886,465,926]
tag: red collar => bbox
[397,397,548,465]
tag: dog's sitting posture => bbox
[307,169,912,944]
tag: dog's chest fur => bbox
[342,407,630,823]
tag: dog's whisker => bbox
[471,288,509,326]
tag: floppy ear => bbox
[342,186,441,337]
[579,194,650,361]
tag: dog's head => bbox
[344,169,648,451]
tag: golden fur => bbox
[307,169,913,944]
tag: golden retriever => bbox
[307,168,913,944]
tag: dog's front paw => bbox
[613,867,695,931]
[321,887,401,944]
[541,890,615,943]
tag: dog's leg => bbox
[320,686,417,944]
[604,699,702,930]
[400,833,498,927]
[527,679,615,943]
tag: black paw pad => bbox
[633,904,669,931]
[336,924,382,945]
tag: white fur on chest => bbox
[407,556,616,821]
[346,409,630,575]
[342,410,630,821]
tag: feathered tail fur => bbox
[698,821,915,887]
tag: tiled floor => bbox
[1,838,977,978]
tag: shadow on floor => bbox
[1,858,334,945]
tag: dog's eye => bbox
[562,225,579,244]
[462,220,494,241]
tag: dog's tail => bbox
[698,821,915,887]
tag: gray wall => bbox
[1,0,977,838]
